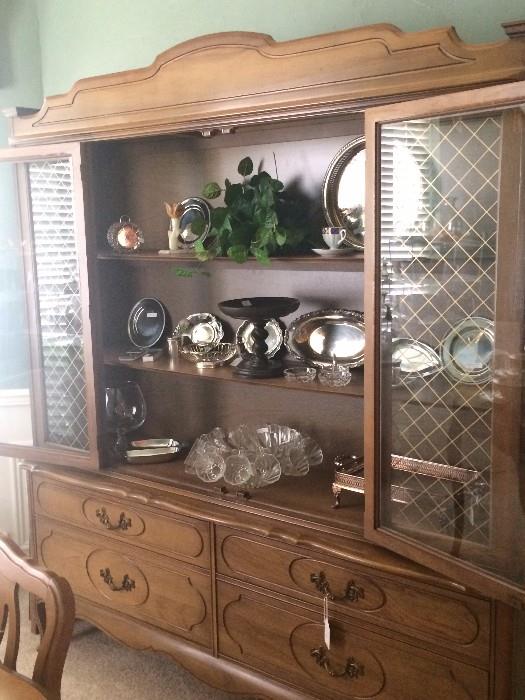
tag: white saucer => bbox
[312,248,360,257]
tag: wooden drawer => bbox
[32,477,210,568]
[216,527,490,665]
[217,581,489,700]
[35,518,212,649]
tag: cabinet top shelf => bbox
[97,250,365,271]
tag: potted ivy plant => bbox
[195,156,312,264]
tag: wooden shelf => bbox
[104,350,364,397]
[114,457,365,537]
[97,250,365,271]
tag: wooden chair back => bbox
[0,533,75,699]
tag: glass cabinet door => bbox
[365,81,525,606]
[0,143,101,469]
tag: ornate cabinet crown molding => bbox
[8,23,525,145]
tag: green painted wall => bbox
[0,0,42,141]
[0,1,42,388]
[36,0,524,98]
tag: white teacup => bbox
[321,227,347,249]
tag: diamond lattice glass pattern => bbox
[380,115,501,545]
[29,160,89,450]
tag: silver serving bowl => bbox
[179,342,237,368]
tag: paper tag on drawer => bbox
[323,595,331,650]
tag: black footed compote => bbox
[218,297,300,378]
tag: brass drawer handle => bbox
[310,571,364,602]
[99,567,136,592]
[95,507,132,531]
[311,645,364,679]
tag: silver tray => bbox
[175,312,224,347]
[285,308,364,367]
[236,319,283,358]
[441,317,494,384]
[332,454,482,508]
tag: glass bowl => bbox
[318,364,352,387]
[283,366,317,383]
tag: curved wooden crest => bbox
[8,23,525,144]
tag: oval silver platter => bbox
[285,309,365,367]
[175,312,224,347]
[236,319,283,358]
[125,446,182,464]
[391,338,441,379]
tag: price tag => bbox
[323,595,331,650]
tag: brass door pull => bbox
[99,567,136,592]
[311,645,364,679]
[310,571,364,602]
[95,507,132,531]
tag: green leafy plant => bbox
[195,156,311,264]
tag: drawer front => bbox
[36,520,212,648]
[33,478,210,567]
[217,581,488,700]
[216,528,490,664]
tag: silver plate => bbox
[175,312,224,347]
[176,197,212,250]
[442,317,494,384]
[285,309,365,367]
[391,338,441,379]
[236,319,283,358]
[322,136,365,250]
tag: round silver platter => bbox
[321,136,365,250]
[441,317,494,384]
[176,197,212,249]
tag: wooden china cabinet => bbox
[2,21,525,700]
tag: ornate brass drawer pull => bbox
[311,645,364,679]
[95,506,132,531]
[99,567,136,592]
[310,571,364,602]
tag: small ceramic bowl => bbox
[283,366,317,383]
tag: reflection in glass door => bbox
[376,105,525,591]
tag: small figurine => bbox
[164,201,185,251]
